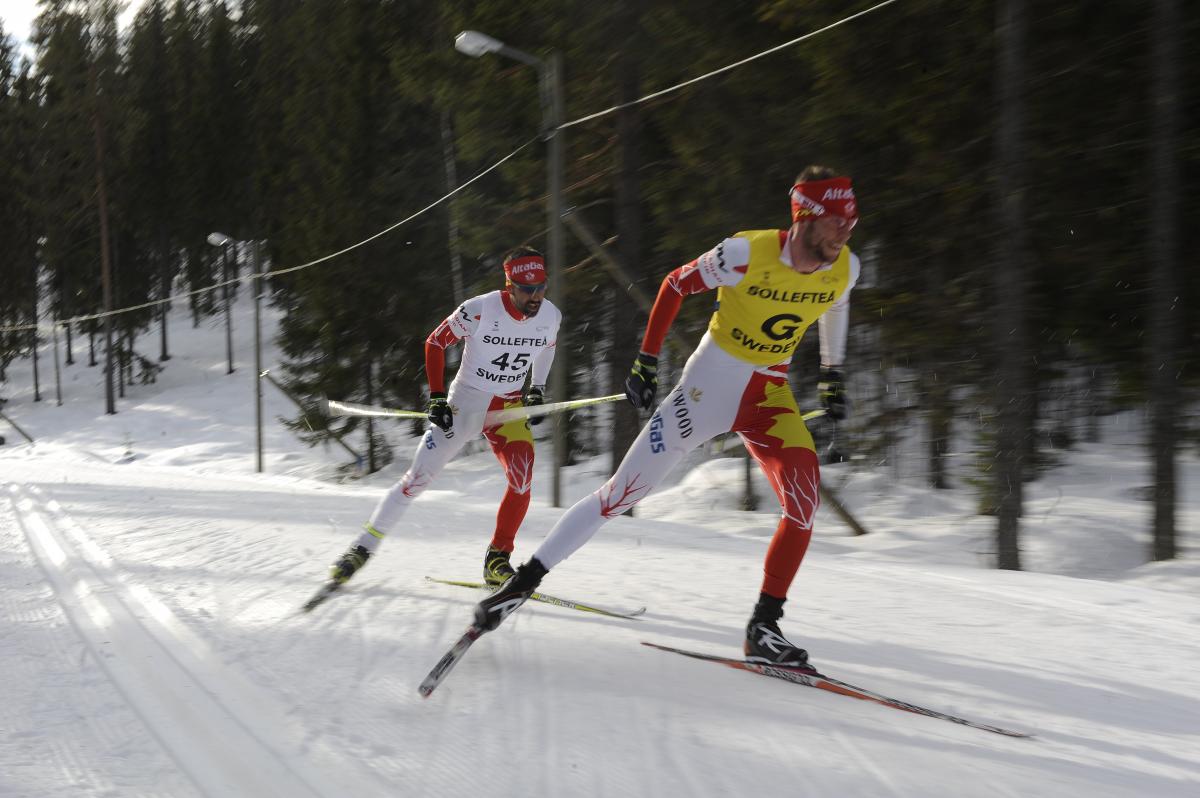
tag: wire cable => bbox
[2,1,904,336]
[0,137,537,334]
[559,0,902,131]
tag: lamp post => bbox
[206,232,236,375]
[454,30,568,507]
[249,240,264,473]
[209,232,265,473]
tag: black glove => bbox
[426,392,453,431]
[624,352,659,410]
[817,367,847,421]
[525,386,546,426]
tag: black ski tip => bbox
[300,580,342,613]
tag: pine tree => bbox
[126,0,176,361]
[33,6,104,352]
[0,30,42,383]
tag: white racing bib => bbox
[448,291,560,393]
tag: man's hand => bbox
[427,392,453,431]
[817,367,847,421]
[624,352,659,410]
[525,386,546,426]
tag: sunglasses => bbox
[819,214,858,231]
[512,282,547,295]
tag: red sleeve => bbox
[639,261,710,356]
[424,342,447,394]
[425,320,461,394]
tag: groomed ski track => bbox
[2,455,1198,797]
[6,482,384,798]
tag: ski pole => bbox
[485,393,623,425]
[321,398,427,419]
[322,393,625,425]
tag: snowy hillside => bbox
[2,299,1198,797]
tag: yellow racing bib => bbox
[708,230,851,366]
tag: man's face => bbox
[791,215,854,270]
[508,281,547,316]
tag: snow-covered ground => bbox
[1,297,1198,797]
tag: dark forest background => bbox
[1,0,1194,566]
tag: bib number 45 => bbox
[490,352,529,372]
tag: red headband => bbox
[789,177,858,225]
[504,255,547,285]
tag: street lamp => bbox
[209,232,265,473]
[454,30,568,507]
[206,232,236,376]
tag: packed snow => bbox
[1,296,1198,797]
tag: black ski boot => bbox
[744,593,809,667]
[475,558,548,631]
[483,545,516,586]
[329,545,372,585]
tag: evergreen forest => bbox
[0,0,1195,567]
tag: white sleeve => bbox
[531,308,560,389]
[692,237,751,289]
[818,251,860,367]
[445,295,483,339]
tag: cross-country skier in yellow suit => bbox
[474,166,861,668]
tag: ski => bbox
[641,642,1032,738]
[418,625,485,698]
[424,576,646,620]
[300,580,343,613]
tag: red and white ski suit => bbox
[533,230,859,599]
[359,290,560,555]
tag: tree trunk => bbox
[1084,363,1102,444]
[440,110,466,306]
[610,9,644,480]
[90,62,116,415]
[31,297,41,403]
[926,251,948,489]
[117,332,126,399]
[1149,0,1180,561]
[992,0,1030,570]
[365,358,378,475]
[159,232,171,361]
[928,384,950,490]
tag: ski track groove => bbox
[666,648,893,797]
[10,484,377,798]
[827,728,905,797]
[636,631,744,798]
[655,686,735,798]
[295,578,416,793]
[799,702,907,797]
[827,708,1024,798]
[2,494,195,798]
[501,613,552,797]
[499,613,543,795]
[630,666,701,798]
[410,582,478,797]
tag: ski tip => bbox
[300,597,327,613]
[300,581,342,613]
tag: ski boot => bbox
[744,593,809,667]
[483,545,516,586]
[475,558,548,631]
[329,544,372,585]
